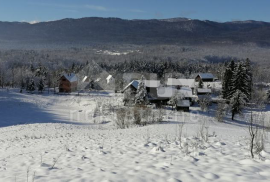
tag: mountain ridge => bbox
[1,17,270,48]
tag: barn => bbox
[59,73,78,93]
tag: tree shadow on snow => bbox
[0,91,96,128]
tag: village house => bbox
[176,100,191,112]
[196,88,212,95]
[166,78,196,93]
[59,73,78,93]
[195,73,215,82]
[122,80,161,104]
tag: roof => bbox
[63,73,78,82]
[122,80,139,92]
[197,73,214,79]
[177,100,190,107]
[157,87,175,98]
[176,87,196,98]
[197,88,212,93]
[82,76,89,83]
[122,80,160,92]
[167,78,195,88]
[157,87,196,99]
[106,75,113,80]
[144,80,161,88]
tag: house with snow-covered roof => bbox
[59,73,78,93]
[195,73,215,82]
[167,78,195,88]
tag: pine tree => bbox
[229,62,250,101]
[244,58,253,100]
[38,79,44,93]
[230,90,247,120]
[198,79,204,88]
[222,60,235,99]
[28,79,35,93]
[135,76,148,105]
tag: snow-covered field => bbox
[0,89,270,182]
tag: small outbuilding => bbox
[197,88,212,95]
[59,73,78,93]
[176,100,190,112]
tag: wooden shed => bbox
[59,73,78,93]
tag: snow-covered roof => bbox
[82,76,89,83]
[63,73,78,82]
[122,80,139,92]
[203,81,222,89]
[177,100,190,107]
[106,75,113,81]
[197,88,212,93]
[122,80,160,92]
[157,87,175,98]
[167,78,195,88]
[157,87,196,99]
[176,87,195,98]
[197,73,214,79]
[144,80,160,88]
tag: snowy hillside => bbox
[0,89,270,182]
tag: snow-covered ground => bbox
[0,89,270,182]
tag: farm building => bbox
[196,88,212,95]
[122,80,161,104]
[195,73,215,82]
[167,78,195,90]
[156,87,197,105]
[59,73,78,93]
[176,100,190,112]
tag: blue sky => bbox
[0,0,270,23]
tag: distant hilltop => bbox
[1,17,270,48]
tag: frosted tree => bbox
[123,88,135,106]
[135,76,148,105]
[230,90,247,120]
[168,92,184,110]
[38,79,44,93]
[229,62,251,101]
[198,79,204,88]
[222,60,235,99]
[28,79,36,93]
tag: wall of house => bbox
[59,77,78,93]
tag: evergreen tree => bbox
[38,79,44,93]
[28,79,35,93]
[244,58,253,100]
[135,76,148,105]
[230,90,247,120]
[198,79,204,88]
[229,62,250,101]
[222,60,235,99]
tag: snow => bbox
[106,75,114,84]
[177,99,190,107]
[167,78,195,88]
[0,89,270,182]
[63,73,78,82]
[197,88,212,94]
[157,87,196,99]
[123,80,160,92]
